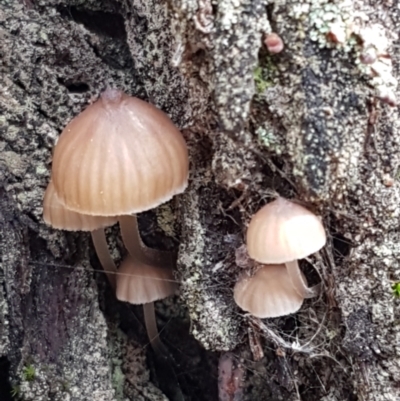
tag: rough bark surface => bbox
[0,0,399,401]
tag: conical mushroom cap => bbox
[51,88,189,216]
[43,181,118,231]
[246,197,326,263]
[116,255,178,304]
[234,264,304,318]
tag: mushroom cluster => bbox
[234,197,326,318]
[43,88,328,359]
[43,88,188,353]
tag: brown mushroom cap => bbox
[43,181,118,231]
[246,197,326,264]
[51,88,189,216]
[234,264,304,318]
[116,255,178,304]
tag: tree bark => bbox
[0,0,399,400]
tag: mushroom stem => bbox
[118,219,175,357]
[285,260,320,299]
[119,215,143,258]
[143,301,169,356]
[119,215,175,268]
[91,229,117,289]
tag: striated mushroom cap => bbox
[43,181,118,231]
[246,197,326,264]
[51,88,189,216]
[234,264,304,318]
[116,255,178,304]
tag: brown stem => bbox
[285,260,320,299]
[91,229,117,289]
[143,302,169,356]
[118,214,175,268]
[119,215,175,357]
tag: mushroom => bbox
[234,264,304,318]
[246,197,326,298]
[116,254,178,355]
[43,181,118,288]
[264,32,284,54]
[49,87,189,266]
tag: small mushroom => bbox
[43,181,118,288]
[234,264,304,318]
[246,197,326,298]
[116,254,178,355]
[50,88,189,266]
[264,32,284,54]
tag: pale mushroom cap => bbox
[43,181,118,231]
[233,264,304,318]
[116,255,178,304]
[52,89,189,216]
[246,197,326,264]
[264,32,284,54]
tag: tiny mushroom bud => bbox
[360,47,377,65]
[264,32,284,54]
[43,181,118,288]
[234,264,304,318]
[246,197,326,299]
[116,255,178,355]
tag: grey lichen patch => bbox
[156,204,177,238]
[0,280,9,357]
[18,364,52,401]
[258,2,369,201]
[178,131,241,350]
[108,325,168,401]
[335,232,400,400]
[18,363,75,401]
[305,0,398,106]
[12,268,117,401]
[212,132,261,191]
[179,190,238,350]
[0,197,10,358]
[121,0,191,125]
[255,126,282,154]
[165,0,266,351]
[212,0,270,136]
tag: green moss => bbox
[392,282,400,298]
[11,385,20,399]
[22,365,35,382]
[254,66,269,93]
[111,363,125,401]
[253,56,278,94]
[59,379,70,393]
